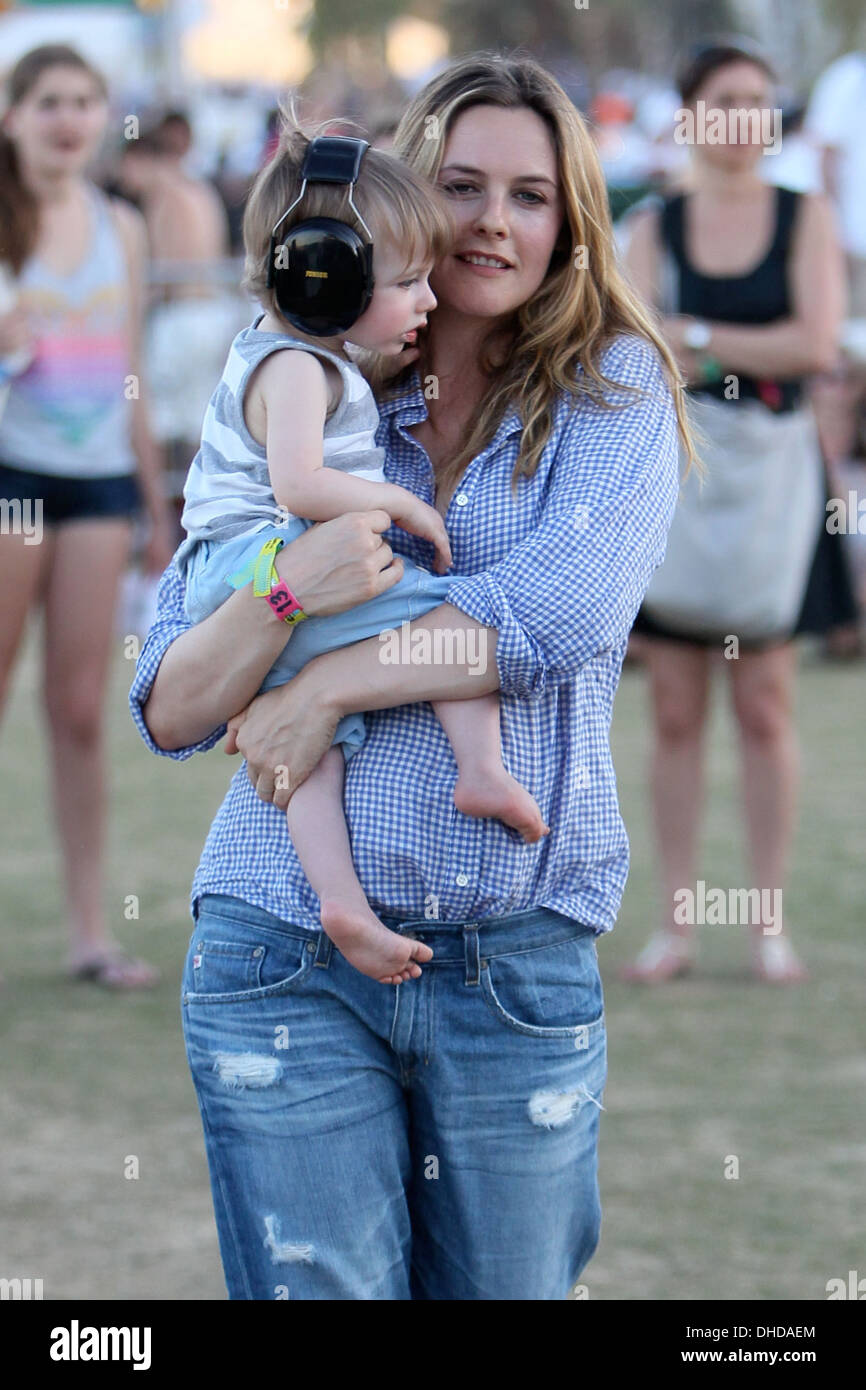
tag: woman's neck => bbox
[424,306,510,416]
[20,162,83,208]
[690,158,766,200]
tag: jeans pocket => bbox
[480,929,605,1041]
[185,912,316,1005]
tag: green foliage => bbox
[821,0,866,47]
[307,0,407,53]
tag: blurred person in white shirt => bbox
[806,50,866,468]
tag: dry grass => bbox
[1,626,863,1299]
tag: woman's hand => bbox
[660,316,703,382]
[275,509,405,614]
[224,666,339,809]
[141,510,407,753]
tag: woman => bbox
[621,39,844,983]
[0,46,175,987]
[130,54,686,1299]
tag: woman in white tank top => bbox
[0,45,175,988]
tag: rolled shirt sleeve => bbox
[128,559,227,760]
[445,337,680,698]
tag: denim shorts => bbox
[183,522,456,760]
[0,458,140,524]
[181,892,607,1300]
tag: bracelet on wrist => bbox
[697,354,724,384]
[225,536,309,625]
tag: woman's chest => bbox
[33,196,95,277]
[386,417,551,568]
[684,191,777,278]
[404,417,470,518]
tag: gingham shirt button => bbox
[455,872,469,886]
[455,492,469,506]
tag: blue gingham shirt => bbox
[129,332,678,933]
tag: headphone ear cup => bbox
[266,235,279,290]
[359,242,375,316]
[270,218,373,335]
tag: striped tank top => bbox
[0,182,135,476]
[174,313,386,573]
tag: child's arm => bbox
[255,349,453,572]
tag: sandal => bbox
[618,930,694,984]
[752,934,808,984]
[69,948,160,990]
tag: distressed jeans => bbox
[181,893,607,1300]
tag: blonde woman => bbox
[131,54,689,1299]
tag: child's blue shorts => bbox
[182,520,456,761]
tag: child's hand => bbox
[224,705,250,755]
[384,490,452,574]
[379,342,421,378]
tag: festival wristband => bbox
[263,577,307,623]
[225,536,309,624]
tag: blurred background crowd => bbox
[2,0,865,651]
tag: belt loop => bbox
[314,930,332,969]
[463,922,480,987]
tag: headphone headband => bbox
[301,135,369,184]
[270,135,373,243]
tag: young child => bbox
[174,118,548,985]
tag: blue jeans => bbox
[182,522,455,759]
[181,893,607,1300]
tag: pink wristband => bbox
[265,578,307,624]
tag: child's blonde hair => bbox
[242,99,455,321]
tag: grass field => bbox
[1,623,863,1301]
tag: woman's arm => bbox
[138,509,406,751]
[230,336,680,805]
[668,194,844,377]
[111,197,176,574]
[626,195,845,379]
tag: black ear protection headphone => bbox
[266,135,375,337]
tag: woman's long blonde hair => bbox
[367,52,696,499]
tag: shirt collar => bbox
[375,368,426,425]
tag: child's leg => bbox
[432,694,549,843]
[287,745,433,984]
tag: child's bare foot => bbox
[320,895,433,984]
[453,766,549,843]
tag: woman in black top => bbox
[621,40,844,983]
